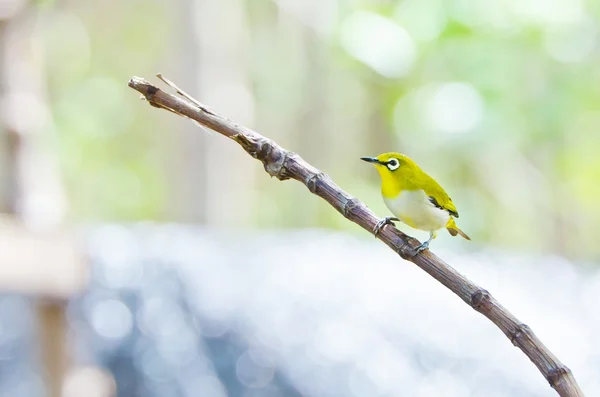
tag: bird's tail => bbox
[446,218,471,241]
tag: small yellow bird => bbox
[362,152,470,253]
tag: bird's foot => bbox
[412,240,430,256]
[373,217,400,237]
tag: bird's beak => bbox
[361,156,383,165]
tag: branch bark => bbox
[128,75,585,397]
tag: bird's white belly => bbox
[384,190,450,232]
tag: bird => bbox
[361,152,470,253]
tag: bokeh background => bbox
[0,0,599,396]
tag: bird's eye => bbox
[387,158,400,171]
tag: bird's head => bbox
[361,152,427,197]
[361,152,421,195]
[361,152,416,179]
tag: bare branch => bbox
[128,75,585,397]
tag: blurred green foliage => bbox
[8,0,600,260]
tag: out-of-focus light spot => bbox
[274,0,338,37]
[138,345,172,382]
[90,299,133,340]
[187,375,227,397]
[423,82,484,134]
[507,0,584,26]
[102,258,143,290]
[156,326,198,367]
[188,264,240,320]
[63,367,116,397]
[544,16,597,63]
[340,11,416,78]
[90,226,143,289]
[312,319,362,362]
[236,350,275,388]
[250,305,309,348]
[89,225,138,264]
[394,0,447,41]
[0,0,25,20]
[138,296,186,338]
[248,344,277,368]
[193,316,230,338]
[362,344,412,393]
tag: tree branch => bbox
[128,75,585,397]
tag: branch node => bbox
[510,323,531,345]
[257,138,274,160]
[144,85,163,108]
[146,85,158,97]
[233,134,256,156]
[235,134,270,160]
[471,289,492,311]
[306,172,325,193]
[342,197,360,218]
[396,239,415,258]
[272,151,291,180]
[548,367,571,388]
[234,134,291,180]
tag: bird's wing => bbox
[423,178,459,218]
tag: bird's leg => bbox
[414,232,435,255]
[373,217,400,237]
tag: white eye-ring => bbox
[387,158,400,171]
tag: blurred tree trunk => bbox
[165,0,209,224]
[1,4,76,397]
[0,20,18,213]
[37,302,68,397]
[168,0,256,226]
